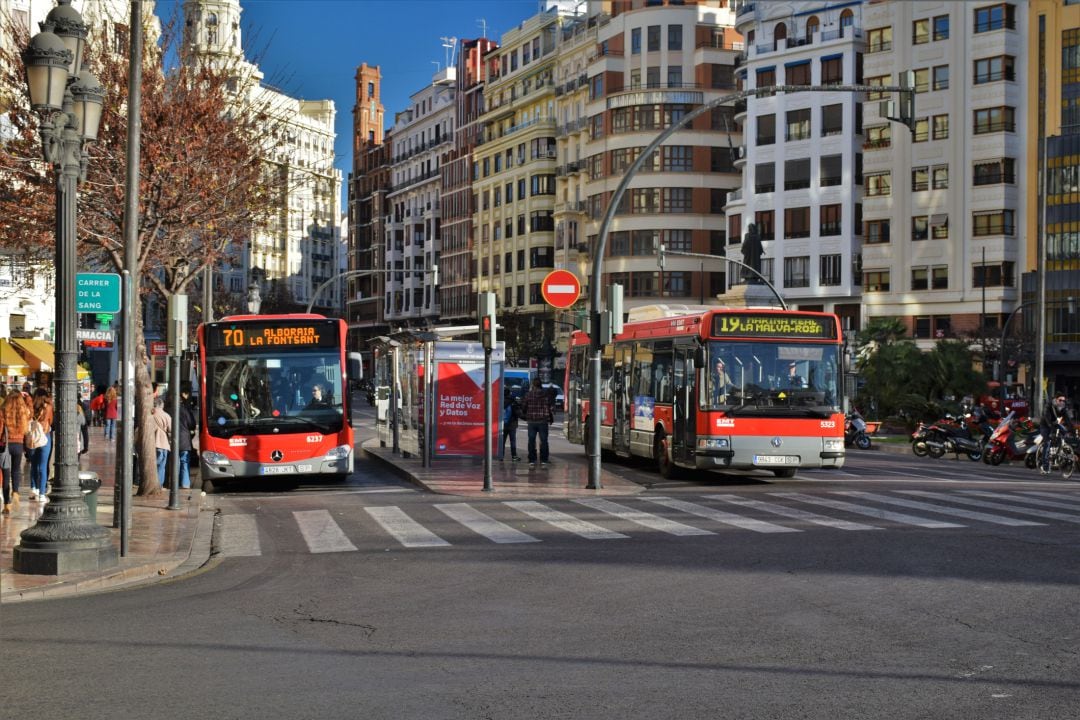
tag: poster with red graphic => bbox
[434,361,502,456]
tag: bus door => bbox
[612,344,632,454]
[673,345,696,462]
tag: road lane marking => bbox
[901,491,1080,524]
[1017,491,1080,505]
[294,510,358,553]
[712,495,880,531]
[220,514,261,557]
[836,491,1044,527]
[572,498,715,536]
[960,490,1080,514]
[504,501,628,540]
[643,497,799,533]
[435,503,540,544]
[365,506,451,547]
[771,493,964,529]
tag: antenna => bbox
[476,18,487,37]
[441,36,457,69]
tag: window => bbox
[589,74,603,100]
[933,65,949,90]
[530,174,555,195]
[822,104,843,136]
[973,210,1015,236]
[934,15,950,40]
[757,66,776,89]
[912,166,929,191]
[668,24,682,50]
[755,163,775,193]
[913,118,929,142]
[757,114,776,146]
[974,4,1015,33]
[664,187,692,213]
[866,75,888,101]
[367,81,375,97]
[647,66,660,88]
[912,216,929,241]
[932,114,949,140]
[973,261,1015,287]
[647,25,660,51]
[868,27,892,53]
[974,55,1015,83]
[785,158,810,190]
[821,56,843,85]
[522,42,530,65]
[865,124,891,150]
[530,210,554,232]
[784,207,810,238]
[973,106,1015,133]
[711,64,735,88]
[931,214,949,239]
[863,269,890,292]
[866,172,891,197]
[710,189,727,213]
[755,210,775,240]
[668,66,683,87]
[820,204,842,236]
[913,18,930,44]
[820,155,842,186]
[820,254,842,286]
[911,267,929,291]
[783,256,811,288]
[932,165,949,189]
[866,219,890,244]
[517,285,524,306]
[629,69,641,89]
[518,250,526,271]
[786,108,811,141]
[786,61,811,86]
[913,68,930,93]
[493,186,501,207]
[631,27,641,54]
[974,158,1016,185]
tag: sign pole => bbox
[483,346,493,492]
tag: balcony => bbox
[862,139,891,151]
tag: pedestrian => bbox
[77,396,89,456]
[521,377,554,469]
[176,384,197,489]
[103,385,118,440]
[500,388,521,462]
[152,396,172,488]
[27,387,54,502]
[1,386,29,513]
[90,387,105,426]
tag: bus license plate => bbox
[753,455,799,466]
[261,466,296,475]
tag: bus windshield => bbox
[204,351,345,438]
[707,340,841,416]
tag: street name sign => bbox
[76,273,121,314]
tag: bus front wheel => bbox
[655,432,681,479]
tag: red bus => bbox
[196,314,354,491]
[564,305,846,478]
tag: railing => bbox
[862,139,891,150]
[866,41,892,53]
[975,69,1016,83]
[695,39,746,51]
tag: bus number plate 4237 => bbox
[753,455,800,465]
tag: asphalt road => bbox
[3,406,1079,719]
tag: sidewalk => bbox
[0,432,211,604]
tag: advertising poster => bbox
[633,395,655,431]
[435,361,502,456]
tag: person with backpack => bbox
[500,388,521,462]
[26,388,53,502]
[521,378,555,469]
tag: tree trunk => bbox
[134,315,164,496]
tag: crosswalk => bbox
[214,489,1080,557]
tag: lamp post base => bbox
[13,505,117,575]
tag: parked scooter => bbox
[922,414,987,461]
[983,411,1038,465]
[845,411,872,450]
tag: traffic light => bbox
[478,292,496,350]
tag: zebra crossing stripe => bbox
[365,506,451,547]
[959,490,1080,514]
[772,493,964,529]
[643,497,799,533]
[901,491,1080,524]
[1017,491,1080,505]
[572,498,715,536]
[713,494,880,531]
[435,504,540,544]
[294,510,358,553]
[220,514,261,557]
[837,491,1044,527]
[503,501,628,540]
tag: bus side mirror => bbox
[694,347,706,366]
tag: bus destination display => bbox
[205,321,339,351]
[713,313,835,339]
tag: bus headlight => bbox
[823,438,844,452]
[696,436,730,450]
[326,445,352,460]
[201,451,232,467]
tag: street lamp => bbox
[1000,296,1076,408]
[14,0,117,574]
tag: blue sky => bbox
[157,1,541,207]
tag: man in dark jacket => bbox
[521,378,554,468]
[177,384,198,489]
[1039,393,1074,473]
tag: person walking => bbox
[1,387,29,513]
[103,385,118,440]
[500,388,521,462]
[152,396,172,488]
[521,377,554,469]
[26,388,54,502]
[176,384,198,489]
[78,393,90,456]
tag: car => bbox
[542,383,564,411]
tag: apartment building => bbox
[440,38,499,325]
[347,63,390,343]
[384,67,456,325]
[472,7,566,339]
[582,0,743,316]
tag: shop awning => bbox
[12,338,55,372]
[0,339,29,376]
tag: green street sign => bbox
[76,272,121,314]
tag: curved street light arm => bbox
[657,245,787,309]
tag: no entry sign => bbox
[541,269,581,309]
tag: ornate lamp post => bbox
[14,0,117,574]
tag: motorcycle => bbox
[922,414,987,462]
[911,421,932,456]
[845,411,872,450]
[1034,422,1079,479]
[983,411,1038,466]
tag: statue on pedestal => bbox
[741,222,763,284]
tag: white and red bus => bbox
[564,305,846,478]
[196,314,354,491]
